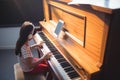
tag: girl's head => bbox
[15,21,35,55]
[20,21,35,41]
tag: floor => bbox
[0,49,39,80]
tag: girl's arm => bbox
[30,41,45,49]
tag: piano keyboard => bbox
[37,32,81,80]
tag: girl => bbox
[15,21,52,74]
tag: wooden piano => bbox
[33,0,120,80]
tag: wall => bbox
[0,0,44,27]
[0,27,36,49]
[0,27,20,49]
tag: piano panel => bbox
[50,6,86,47]
[43,0,50,21]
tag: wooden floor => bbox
[0,49,39,80]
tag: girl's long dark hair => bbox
[15,21,34,56]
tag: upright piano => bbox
[33,0,120,80]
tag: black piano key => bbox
[64,66,74,72]
[50,48,57,52]
[54,54,63,59]
[53,52,59,55]
[57,58,66,63]
[67,71,80,79]
[60,61,71,68]
[46,43,53,47]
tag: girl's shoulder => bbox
[21,43,29,48]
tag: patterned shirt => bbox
[17,44,33,72]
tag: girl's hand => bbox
[38,41,45,48]
[42,52,52,61]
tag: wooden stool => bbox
[14,63,46,80]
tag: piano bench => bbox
[14,63,46,80]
